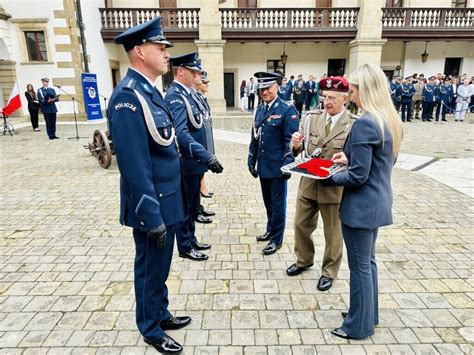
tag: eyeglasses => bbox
[321,95,342,102]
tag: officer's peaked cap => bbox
[114,17,173,52]
[254,72,281,89]
[200,70,210,83]
[41,77,50,82]
[170,53,202,72]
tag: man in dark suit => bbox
[248,71,299,255]
[165,53,224,262]
[422,76,436,122]
[247,77,257,111]
[109,16,191,354]
[37,78,59,139]
[304,75,316,110]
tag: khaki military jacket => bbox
[413,82,424,101]
[290,109,355,204]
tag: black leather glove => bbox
[147,223,167,249]
[206,156,224,174]
[281,171,291,180]
[248,166,258,178]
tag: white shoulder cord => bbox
[180,93,203,129]
[252,108,261,139]
[303,113,312,158]
[133,89,176,147]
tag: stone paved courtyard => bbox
[0,116,473,355]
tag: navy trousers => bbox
[259,177,287,245]
[435,101,449,121]
[421,101,434,121]
[400,101,412,121]
[176,173,200,253]
[340,223,379,339]
[43,112,57,138]
[133,225,175,340]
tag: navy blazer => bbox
[248,97,299,178]
[37,86,58,113]
[108,68,185,231]
[165,81,212,176]
[325,113,395,229]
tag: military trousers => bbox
[400,101,412,122]
[176,173,201,253]
[133,225,175,341]
[294,194,343,279]
[260,177,287,245]
[340,224,379,339]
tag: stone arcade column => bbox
[348,0,387,75]
[195,0,226,113]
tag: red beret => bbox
[318,76,349,93]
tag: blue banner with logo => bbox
[81,73,102,120]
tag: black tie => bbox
[264,104,269,115]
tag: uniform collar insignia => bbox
[142,83,153,94]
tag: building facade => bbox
[0,0,473,118]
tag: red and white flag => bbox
[1,83,22,116]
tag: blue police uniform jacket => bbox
[248,97,299,179]
[37,87,58,113]
[389,81,400,102]
[422,83,436,102]
[277,85,292,101]
[400,83,416,103]
[165,81,212,176]
[436,84,452,103]
[108,68,185,231]
[324,113,395,229]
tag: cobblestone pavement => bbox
[0,117,473,355]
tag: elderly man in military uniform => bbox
[248,72,299,255]
[165,53,223,262]
[37,77,59,139]
[286,76,354,292]
[109,17,190,354]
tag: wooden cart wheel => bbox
[92,129,112,169]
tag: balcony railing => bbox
[382,7,473,28]
[220,8,358,30]
[99,7,473,41]
[100,8,199,31]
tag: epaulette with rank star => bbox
[122,77,137,91]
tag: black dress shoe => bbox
[53,136,60,139]
[286,263,314,276]
[200,191,213,198]
[160,316,191,330]
[317,275,333,291]
[262,242,281,255]
[256,232,270,242]
[192,242,211,250]
[200,209,215,217]
[179,248,208,261]
[341,311,347,318]
[331,328,354,340]
[194,214,212,224]
[144,334,182,353]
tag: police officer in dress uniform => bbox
[37,78,59,139]
[389,76,402,112]
[400,76,416,122]
[286,76,354,291]
[248,72,299,255]
[435,78,452,123]
[108,17,191,354]
[165,53,224,262]
[422,76,436,122]
[193,70,216,221]
[277,77,292,103]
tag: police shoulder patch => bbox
[114,102,137,112]
[169,99,184,105]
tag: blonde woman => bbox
[323,63,403,339]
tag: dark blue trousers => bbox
[341,224,379,339]
[421,101,434,121]
[133,225,175,340]
[400,101,412,121]
[259,177,287,245]
[43,112,57,138]
[176,174,200,253]
[435,101,449,121]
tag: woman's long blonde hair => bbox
[349,63,403,156]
